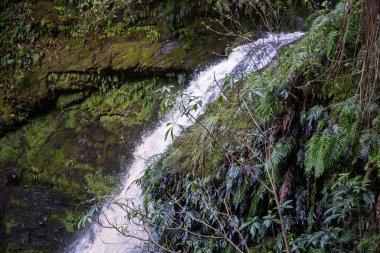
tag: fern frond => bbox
[233,177,249,208]
[307,105,325,125]
[305,132,320,175]
[271,138,294,168]
[359,133,379,160]
[305,124,358,178]
[315,131,331,178]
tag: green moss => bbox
[63,108,81,129]
[24,115,57,150]
[85,171,117,198]
[4,219,17,234]
[9,197,28,209]
[5,243,17,253]
[23,147,68,186]
[53,73,92,90]
[108,40,163,70]
[0,135,23,166]
[55,176,86,201]
[82,79,161,130]
[61,210,83,233]
[57,92,85,109]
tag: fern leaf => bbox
[307,105,325,125]
[271,138,294,168]
[305,132,320,175]
[315,132,330,178]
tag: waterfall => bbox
[63,32,304,253]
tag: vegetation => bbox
[1,0,379,252]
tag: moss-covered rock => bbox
[0,77,167,252]
[0,22,229,135]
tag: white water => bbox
[65,32,304,253]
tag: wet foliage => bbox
[140,1,380,252]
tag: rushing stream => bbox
[64,32,304,253]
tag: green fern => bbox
[271,138,294,168]
[305,132,320,175]
[307,105,325,126]
[305,125,357,178]
[233,177,249,208]
[314,132,331,178]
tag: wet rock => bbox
[1,187,70,252]
[88,126,107,143]
[6,167,22,186]
[0,167,22,187]
[153,41,181,58]
[121,108,133,116]
[0,170,8,188]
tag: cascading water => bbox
[64,32,304,253]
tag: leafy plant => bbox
[304,125,357,178]
[291,174,375,252]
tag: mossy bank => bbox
[0,75,179,252]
